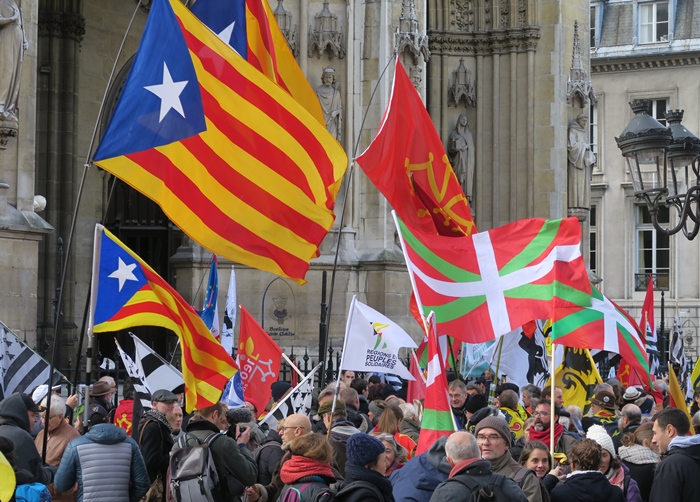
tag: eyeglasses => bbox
[532,411,550,417]
[476,434,503,443]
[282,425,306,432]
[40,414,60,420]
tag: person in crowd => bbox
[618,421,658,502]
[541,386,564,410]
[528,400,577,462]
[88,381,116,423]
[390,435,451,502]
[0,392,55,485]
[226,407,265,451]
[342,387,372,432]
[334,432,395,502]
[368,400,387,427]
[311,387,336,434]
[177,403,257,501]
[550,438,624,502]
[522,384,541,417]
[319,398,360,476]
[519,440,565,492]
[429,431,527,502]
[54,403,150,501]
[375,403,416,459]
[398,403,420,442]
[137,389,178,501]
[511,416,536,461]
[341,370,356,388]
[373,433,407,475]
[448,380,469,429]
[498,389,525,440]
[265,382,294,431]
[113,378,135,436]
[623,387,656,415]
[649,406,700,502]
[463,393,488,432]
[690,388,700,416]
[34,394,80,501]
[276,433,337,501]
[167,403,184,442]
[252,417,284,486]
[368,382,385,402]
[566,405,584,435]
[693,410,700,434]
[475,415,544,502]
[587,424,642,502]
[582,391,619,434]
[0,435,33,488]
[351,378,370,414]
[613,404,642,453]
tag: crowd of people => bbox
[1,369,700,501]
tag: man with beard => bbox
[527,401,578,464]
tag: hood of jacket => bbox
[0,393,30,431]
[426,435,452,475]
[667,434,700,463]
[562,471,621,498]
[85,423,128,444]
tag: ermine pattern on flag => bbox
[132,334,184,393]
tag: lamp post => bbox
[615,100,700,240]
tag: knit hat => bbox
[318,399,345,415]
[346,433,386,466]
[368,401,384,420]
[271,381,293,402]
[586,424,615,459]
[474,415,512,445]
[464,393,488,414]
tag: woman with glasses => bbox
[372,433,407,475]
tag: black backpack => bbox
[312,480,384,502]
[449,473,515,502]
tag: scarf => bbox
[344,462,395,502]
[529,423,565,448]
[280,456,335,485]
[607,465,625,490]
[618,444,659,465]
[141,409,172,433]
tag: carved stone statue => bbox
[315,67,342,142]
[0,0,28,124]
[448,112,475,200]
[567,112,596,209]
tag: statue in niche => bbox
[409,65,422,88]
[448,112,475,201]
[0,0,28,124]
[315,67,342,142]
[567,112,596,209]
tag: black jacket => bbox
[649,436,700,502]
[613,423,640,453]
[429,459,527,502]
[551,471,624,502]
[138,411,174,501]
[255,430,284,485]
[621,460,655,502]
[335,463,395,502]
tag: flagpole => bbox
[411,349,427,384]
[489,337,505,406]
[259,363,322,426]
[327,295,356,440]
[549,342,556,458]
[282,353,305,380]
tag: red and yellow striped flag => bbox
[93,0,347,284]
[89,225,237,412]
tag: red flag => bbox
[415,313,455,455]
[407,354,426,403]
[356,59,476,237]
[237,306,283,409]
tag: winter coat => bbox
[429,458,528,502]
[613,423,640,454]
[255,430,285,485]
[54,423,151,502]
[34,417,81,502]
[179,417,257,501]
[489,449,544,502]
[0,393,54,485]
[137,410,175,501]
[649,435,700,502]
[389,435,451,502]
[550,471,624,502]
[329,420,361,477]
[277,456,336,502]
[334,462,394,502]
[399,418,420,443]
[619,443,658,502]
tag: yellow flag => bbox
[547,347,602,414]
[691,357,700,393]
[669,365,695,435]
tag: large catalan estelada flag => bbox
[92,0,347,284]
[190,0,324,125]
[88,224,238,412]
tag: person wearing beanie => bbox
[318,398,361,477]
[587,425,642,502]
[475,416,545,502]
[334,433,395,502]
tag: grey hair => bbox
[621,404,642,424]
[445,431,480,462]
[41,394,66,417]
[399,402,418,421]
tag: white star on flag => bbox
[144,62,188,122]
[217,21,235,46]
[108,257,138,292]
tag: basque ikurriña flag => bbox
[88,224,238,412]
[394,214,592,343]
[92,0,347,284]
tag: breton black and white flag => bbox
[0,324,67,399]
[261,363,321,425]
[131,333,184,393]
[115,339,152,410]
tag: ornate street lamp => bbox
[616,100,700,239]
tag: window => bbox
[589,205,598,275]
[590,6,596,49]
[651,98,668,126]
[635,205,670,291]
[639,2,669,44]
[589,101,598,156]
